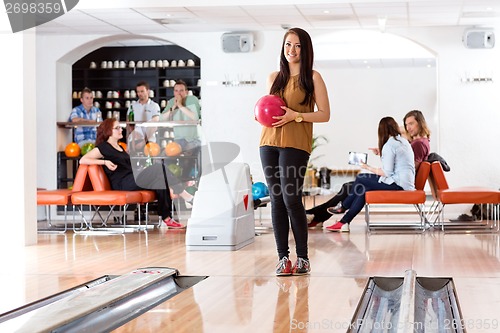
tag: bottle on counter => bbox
[128,107,134,122]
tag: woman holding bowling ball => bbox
[258,27,331,276]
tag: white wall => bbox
[312,65,437,170]
[36,33,111,190]
[397,26,500,188]
[36,26,500,197]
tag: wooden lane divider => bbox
[0,268,206,333]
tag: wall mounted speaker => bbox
[463,28,495,49]
[221,33,254,53]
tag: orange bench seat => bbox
[363,161,431,231]
[365,190,426,204]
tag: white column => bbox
[0,28,37,248]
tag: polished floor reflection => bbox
[2,218,500,332]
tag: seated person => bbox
[305,181,352,227]
[306,110,431,228]
[326,116,415,232]
[80,118,193,229]
[68,87,100,144]
[403,110,430,171]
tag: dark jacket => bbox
[427,152,450,172]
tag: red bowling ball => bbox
[254,95,286,127]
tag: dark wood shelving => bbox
[72,45,201,118]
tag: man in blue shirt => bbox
[68,87,100,144]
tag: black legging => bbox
[305,181,353,223]
[116,163,183,220]
[260,146,310,260]
[117,174,172,220]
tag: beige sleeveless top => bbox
[259,75,314,153]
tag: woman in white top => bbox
[327,116,415,232]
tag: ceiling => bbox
[38,0,500,36]
[34,0,500,68]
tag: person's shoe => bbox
[308,221,323,228]
[327,206,346,214]
[163,217,185,229]
[326,221,350,232]
[276,256,292,276]
[292,258,311,275]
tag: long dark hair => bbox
[403,110,431,139]
[270,27,314,106]
[96,118,115,145]
[378,117,401,154]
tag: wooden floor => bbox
[2,214,500,332]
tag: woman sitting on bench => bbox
[80,118,193,229]
[306,110,430,228]
[326,116,416,232]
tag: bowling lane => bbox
[113,276,368,333]
[2,213,500,332]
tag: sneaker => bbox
[327,206,346,215]
[308,221,323,228]
[326,221,350,232]
[276,256,292,276]
[163,217,185,229]
[292,258,311,275]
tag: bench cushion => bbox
[138,190,156,203]
[438,187,500,204]
[366,190,426,204]
[71,190,142,206]
[37,189,73,205]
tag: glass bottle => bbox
[128,107,134,122]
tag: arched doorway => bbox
[50,36,202,194]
